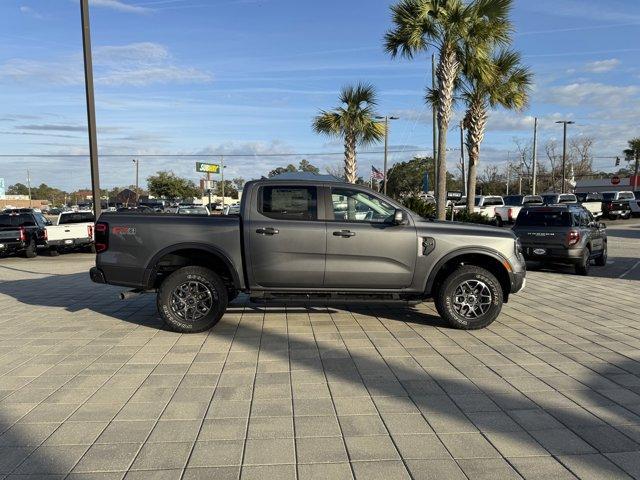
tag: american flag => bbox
[371,166,384,180]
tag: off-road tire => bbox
[23,240,37,258]
[157,266,228,333]
[48,247,60,257]
[86,244,97,254]
[594,243,607,267]
[434,265,503,330]
[575,248,591,276]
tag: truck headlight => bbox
[515,238,523,256]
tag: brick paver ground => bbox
[0,223,639,479]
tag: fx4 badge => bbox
[112,226,136,235]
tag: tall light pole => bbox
[132,159,139,204]
[80,0,101,217]
[432,53,438,198]
[532,117,538,195]
[27,169,32,208]
[375,115,399,195]
[556,120,574,193]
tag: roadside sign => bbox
[196,162,220,174]
[611,176,621,185]
[447,191,463,200]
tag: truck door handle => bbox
[256,227,279,235]
[333,230,356,238]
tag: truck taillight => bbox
[43,228,47,241]
[567,229,580,246]
[19,227,26,242]
[88,224,93,239]
[508,208,513,221]
[95,222,108,253]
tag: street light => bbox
[556,120,575,193]
[132,159,140,204]
[375,115,399,195]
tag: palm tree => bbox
[462,49,532,211]
[385,0,512,219]
[623,138,640,182]
[312,84,385,184]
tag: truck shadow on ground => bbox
[0,272,639,478]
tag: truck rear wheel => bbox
[434,265,503,330]
[157,266,228,333]
[23,239,37,258]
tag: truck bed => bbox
[96,213,244,289]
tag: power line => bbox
[0,148,434,158]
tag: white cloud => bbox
[19,6,44,19]
[543,82,640,108]
[89,0,151,14]
[584,58,620,73]
[0,42,212,87]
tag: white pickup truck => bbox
[494,195,543,226]
[575,192,603,219]
[454,195,504,220]
[46,211,95,255]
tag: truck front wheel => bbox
[157,266,228,333]
[434,265,503,330]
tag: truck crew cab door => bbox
[246,184,326,288]
[324,187,417,289]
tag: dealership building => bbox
[574,176,639,193]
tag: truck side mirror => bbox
[393,209,408,225]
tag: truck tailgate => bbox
[0,228,21,242]
[47,223,91,242]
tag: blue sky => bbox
[0,0,639,191]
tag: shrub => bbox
[402,196,435,218]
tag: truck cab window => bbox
[260,186,317,221]
[331,188,394,223]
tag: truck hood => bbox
[414,218,516,239]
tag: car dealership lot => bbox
[0,221,639,479]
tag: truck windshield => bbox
[59,212,95,225]
[0,213,35,227]
[516,210,572,227]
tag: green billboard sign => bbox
[196,162,220,174]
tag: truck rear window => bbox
[59,212,95,224]
[0,213,35,227]
[516,211,572,227]
[260,186,317,221]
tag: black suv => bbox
[512,204,607,275]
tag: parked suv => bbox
[513,204,607,275]
[90,176,526,332]
[0,209,48,257]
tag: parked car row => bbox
[453,190,639,225]
[0,208,95,258]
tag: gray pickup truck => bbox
[90,176,526,332]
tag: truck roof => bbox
[267,172,342,182]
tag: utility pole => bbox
[432,54,438,199]
[27,169,32,208]
[80,0,101,217]
[220,156,225,209]
[506,153,511,195]
[375,115,399,195]
[532,117,538,195]
[518,153,524,195]
[460,121,465,196]
[556,120,574,194]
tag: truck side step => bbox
[249,292,422,305]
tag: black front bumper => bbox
[522,246,583,264]
[89,267,106,284]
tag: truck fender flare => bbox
[143,242,242,289]
[424,247,512,294]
